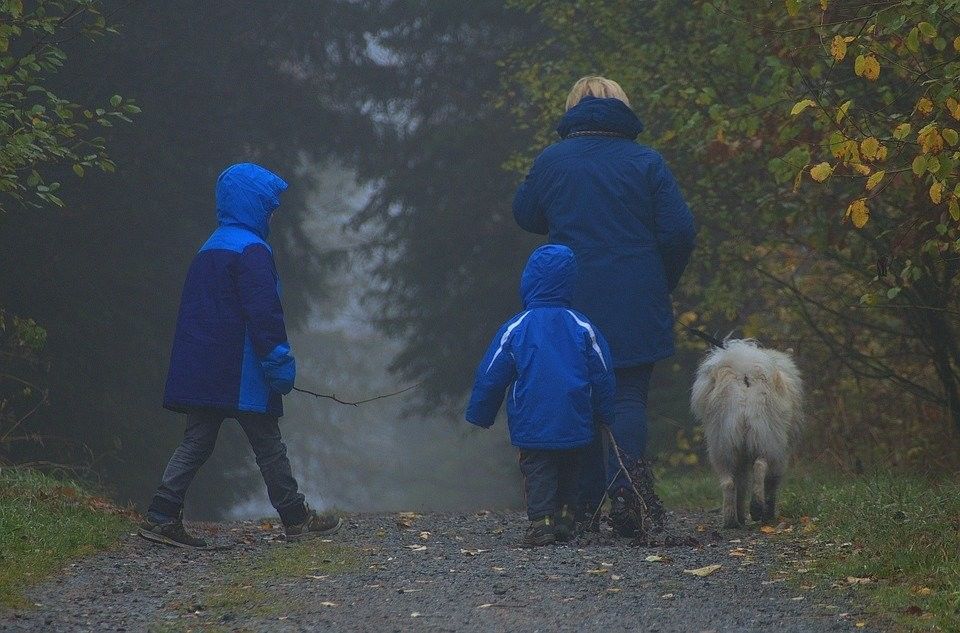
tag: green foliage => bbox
[0,467,132,608]
[0,0,138,213]
[502,0,960,443]
[780,472,960,631]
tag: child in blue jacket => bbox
[140,163,341,548]
[466,244,616,547]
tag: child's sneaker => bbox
[554,506,575,542]
[284,505,343,541]
[520,516,556,547]
[139,516,208,548]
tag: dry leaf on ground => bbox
[684,564,722,577]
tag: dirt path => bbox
[1,510,875,632]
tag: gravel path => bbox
[1,510,877,632]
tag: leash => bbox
[292,383,421,407]
[677,322,727,349]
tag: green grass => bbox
[0,468,133,609]
[658,468,960,631]
[160,537,359,630]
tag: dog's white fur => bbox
[691,339,803,528]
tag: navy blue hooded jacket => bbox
[513,96,697,367]
[164,163,296,417]
[466,244,616,450]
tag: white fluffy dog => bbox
[691,339,803,528]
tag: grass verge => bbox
[161,536,359,630]
[0,467,134,609]
[658,467,960,631]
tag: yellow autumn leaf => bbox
[790,99,817,116]
[917,97,934,116]
[847,198,870,228]
[851,162,871,176]
[809,162,833,182]
[930,180,944,204]
[918,125,944,154]
[835,99,853,123]
[830,35,847,61]
[950,198,960,221]
[684,564,722,577]
[854,54,880,80]
[860,136,880,160]
[944,128,959,147]
[866,170,885,191]
[678,311,698,326]
[955,35,960,52]
[820,0,828,9]
[893,122,912,140]
[946,97,960,121]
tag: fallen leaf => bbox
[478,604,493,609]
[915,586,933,597]
[847,576,873,585]
[418,531,431,540]
[411,612,422,618]
[587,568,609,575]
[661,593,675,599]
[607,588,621,593]
[405,544,427,552]
[319,601,338,607]
[611,574,622,581]
[760,526,777,534]
[645,555,664,562]
[460,548,489,556]
[855,622,866,628]
[396,512,421,529]
[684,564,722,577]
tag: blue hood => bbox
[216,163,289,239]
[556,95,644,139]
[521,244,577,308]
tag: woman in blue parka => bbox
[513,76,696,532]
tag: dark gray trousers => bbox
[518,448,583,521]
[147,410,306,525]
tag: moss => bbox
[0,468,133,609]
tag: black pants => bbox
[518,448,583,521]
[147,410,306,526]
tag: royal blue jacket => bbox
[466,244,616,450]
[513,96,697,367]
[164,163,296,417]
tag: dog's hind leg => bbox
[718,471,739,528]
[750,458,768,522]
[734,461,752,526]
[762,460,784,523]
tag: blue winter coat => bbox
[513,96,697,367]
[164,163,296,417]
[466,244,616,450]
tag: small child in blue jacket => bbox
[466,244,616,547]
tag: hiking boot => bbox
[284,505,343,541]
[139,516,208,549]
[554,506,575,542]
[520,516,556,548]
[610,491,638,538]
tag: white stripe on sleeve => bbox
[486,311,530,372]
[566,310,607,371]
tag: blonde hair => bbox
[565,76,630,110]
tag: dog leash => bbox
[677,322,727,349]
[292,383,421,407]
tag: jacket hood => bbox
[520,244,578,308]
[556,95,644,139]
[216,163,289,239]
